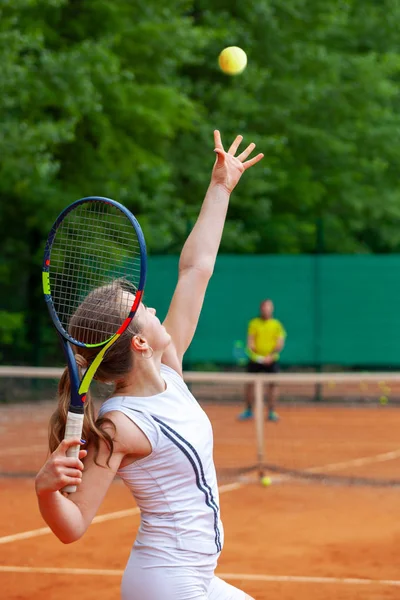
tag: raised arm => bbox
[162,130,263,373]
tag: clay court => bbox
[1,375,400,599]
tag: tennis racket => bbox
[42,196,146,493]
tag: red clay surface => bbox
[1,393,400,599]
[1,480,400,599]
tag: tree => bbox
[0,0,213,362]
[175,0,400,253]
[2,0,400,365]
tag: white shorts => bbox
[121,544,247,600]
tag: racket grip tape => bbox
[62,410,85,494]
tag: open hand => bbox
[211,130,264,193]
[35,438,87,496]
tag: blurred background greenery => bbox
[2,0,400,366]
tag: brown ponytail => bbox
[48,282,142,466]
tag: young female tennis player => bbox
[35,130,263,600]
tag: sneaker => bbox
[267,411,280,422]
[238,408,253,421]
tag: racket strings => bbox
[49,202,141,344]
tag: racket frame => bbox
[42,197,146,491]
[43,196,146,409]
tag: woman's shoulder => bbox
[98,395,124,419]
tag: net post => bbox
[314,365,323,402]
[254,376,265,479]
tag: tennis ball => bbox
[379,395,388,405]
[260,475,272,487]
[218,46,247,75]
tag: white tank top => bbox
[98,364,224,555]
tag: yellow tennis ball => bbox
[261,475,272,487]
[379,395,388,405]
[218,46,247,75]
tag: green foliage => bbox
[1,0,400,363]
[0,312,24,346]
[0,0,212,361]
[179,0,400,253]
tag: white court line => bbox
[220,573,400,587]
[305,449,400,474]
[0,482,241,546]
[1,447,398,545]
[0,526,52,545]
[0,566,399,587]
[267,449,400,484]
[218,482,242,493]
[0,508,140,545]
[2,445,400,545]
[0,566,123,576]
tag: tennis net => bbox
[1,367,400,486]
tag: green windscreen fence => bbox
[145,255,400,367]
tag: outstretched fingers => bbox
[213,130,263,170]
[237,142,256,162]
[243,152,264,170]
[228,134,243,155]
[214,130,224,151]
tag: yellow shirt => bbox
[247,318,286,360]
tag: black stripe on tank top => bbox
[152,416,221,553]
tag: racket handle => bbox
[62,410,85,494]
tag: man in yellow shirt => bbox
[238,299,286,422]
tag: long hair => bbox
[48,281,141,466]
